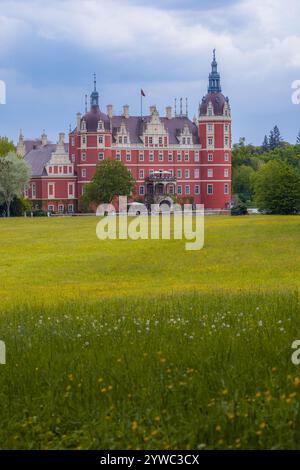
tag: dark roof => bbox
[199,92,227,116]
[24,143,69,176]
[80,107,199,144]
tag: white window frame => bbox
[207,169,213,178]
[47,183,54,199]
[207,184,213,195]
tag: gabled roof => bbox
[24,143,69,176]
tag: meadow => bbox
[1,215,300,449]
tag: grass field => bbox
[1,215,300,449]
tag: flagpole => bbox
[141,91,143,120]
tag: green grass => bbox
[1,215,300,449]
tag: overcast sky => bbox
[1,0,300,145]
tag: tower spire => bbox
[90,73,99,109]
[208,49,222,93]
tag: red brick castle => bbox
[19,51,232,213]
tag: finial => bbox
[213,48,216,61]
[85,94,88,113]
[94,73,96,92]
[185,97,188,117]
[180,97,182,116]
[174,98,177,116]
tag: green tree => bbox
[0,137,15,157]
[82,159,135,207]
[0,152,31,217]
[232,165,255,203]
[262,135,269,152]
[252,160,300,214]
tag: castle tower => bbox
[199,50,231,209]
[16,130,26,157]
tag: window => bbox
[139,186,145,196]
[124,136,128,144]
[224,183,229,195]
[208,137,214,147]
[184,153,189,162]
[48,205,54,212]
[177,185,182,195]
[81,136,86,147]
[224,153,229,161]
[208,153,213,161]
[194,152,199,162]
[71,154,75,163]
[177,169,182,178]
[224,136,229,148]
[98,152,104,161]
[81,168,86,177]
[207,123,214,133]
[168,153,173,162]
[68,204,74,213]
[194,169,200,178]
[116,153,121,161]
[139,152,144,162]
[159,153,163,161]
[208,169,213,178]
[208,106,213,116]
[207,184,213,195]
[224,169,229,177]
[185,185,190,195]
[149,153,154,162]
[187,137,191,145]
[195,185,200,195]
[58,204,64,213]
[149,137,153,145]
[81,153,86,161]
[68,183,74,198]
[169,185,174,195]
[126,153,131,161]
[31,183,36,198]
[177,152,182,162]
[48,167,53,174]
[182,137,186,145]
[224,124,229,134]
[139,169,144,179]
[118,136,122,144]
[185,169,190,178]
[168,169,174,177]
[159,137,163,145]
[98,136,103,145]
[68,166,72,174]
[149,169,154,176]
[47,183,54,198]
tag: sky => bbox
[1,0,300,145]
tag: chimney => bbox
[76,112,81,132]
[123,104,129,118]
[58,132,65,146]
[107,104,113,119]
[41,130,48,146]
[166,106,172,119]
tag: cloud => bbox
[1,0,300,144]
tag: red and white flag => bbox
[141,88,146,97]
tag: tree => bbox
[262,135,269,152]
[0,137,15,157]
[0,152,31,217]
[232,164,255,203]
[269,125,284,150]
[82,159,135,207]
[252,160,300,214]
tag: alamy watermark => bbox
[0,80,6,105]
[96,196,204,251]
[0,340,6,365]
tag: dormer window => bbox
[81,120,86,131]
[118,136,122,144]
[124,136,128,144]
[97,120,104,131]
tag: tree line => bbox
[232,126,300,214]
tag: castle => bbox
[18,51,232,213]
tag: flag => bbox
[141,88,146,97]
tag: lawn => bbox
[1,215,300,449]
